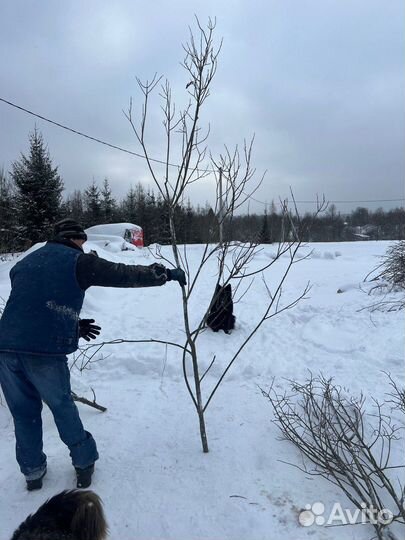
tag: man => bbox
[0,219,186,491]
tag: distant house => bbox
[85,223,144,247]
[349,224,379,241]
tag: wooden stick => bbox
[71,391,107,412]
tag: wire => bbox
[0,96,182,168]
[249,195,405,206]
[1,96,404,207]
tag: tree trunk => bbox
[169,210,209,452]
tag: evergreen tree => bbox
[350,207,370,226]
[100,178,116,223]
[184,198,196,243]
[133,182,147,225]
[11,129,64,245]
[61,190,85,224]
[156,194,171,244]
[260,209,271,243]
[0,168,17,251]
[121,186,137,222]
[54,177,405,246]
[83,180,102,226]
[204,206,219,243]
[144,189,159,244]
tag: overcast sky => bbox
[0,0,404,214]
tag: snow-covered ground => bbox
[0,241,403,540]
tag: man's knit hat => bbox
[54,219,87,241]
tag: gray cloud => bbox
[0,0,403,214]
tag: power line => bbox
[249,195,405,206]
[0,96,180,168]
[1,96,404,207]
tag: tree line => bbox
[1,130,404,252]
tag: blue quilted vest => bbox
[0,243,85,355]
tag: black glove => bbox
[150,263,167,277]
[79,319,101,341]
[166,267,187,286]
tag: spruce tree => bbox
[156,194,171,244]
[83,180,102,226]
[121,186,137,222]
[0,168,17,251]
[100,178,116,223]
[11,129,64,245]
[184,198,195,243]
[144,189,158,244]
[133,182,146,225]
[62,190,85,224]
[260,209,271,243]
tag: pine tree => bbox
[11,129,64,245]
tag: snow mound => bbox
[311,249,339,260]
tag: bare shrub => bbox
[377,242,405,290]
[385,372,405,415]
[364,241,405,311]
[262,374,405,540]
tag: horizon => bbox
[0,1,404,215]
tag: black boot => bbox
[26,468,47,491]
[75,464,94,488]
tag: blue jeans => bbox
[0,352,98,480]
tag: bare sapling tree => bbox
[75,18,325,453]
[263,374,405,540]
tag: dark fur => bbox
[11,490,108,540]
[206,284,236,334]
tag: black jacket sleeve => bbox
[76,254,168,290]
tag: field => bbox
[0,240,403,540]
